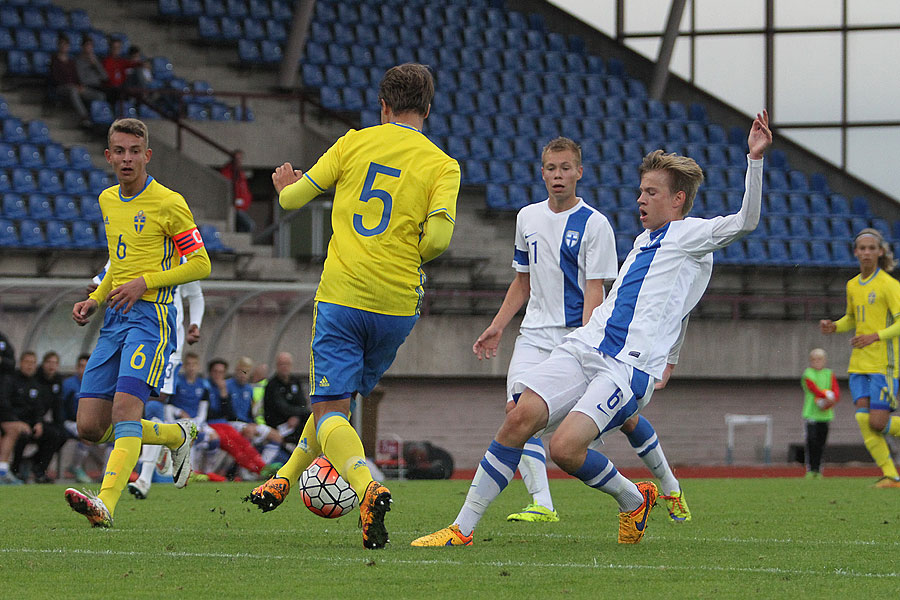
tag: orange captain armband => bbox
[173,227,205,256]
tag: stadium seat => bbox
[45,219,72,248]
[198,224,231,252]
[809,217,830,239]
[2,118,25,143]
[767,216,789,239]
[463,160,487,185]
[788,216,810,239]
[810,172,829,194]
[68,146,92,170]
[830,240,855,267]
[850,216,868,235]
[788,170,809,192]
[484,183,509,211]
[808,193,829,214]
[18,218,44,247]
[36,170,62,195]
[767,193,789,215]
[237,39,261,64]
[829,193,851,215]
[90,100,115,125]
[767,240,790,265]
[745,238,767,263]
[719,240,748,264]
[88,171,113,193]
[2,192,26,219]
[851,196,871,217]
[63,170,88,195]
[615,234,634,259]
[0,217,16,246]
[260,40,283,63]
[808,240,832,267]
[14,29,38,52]
[10,168,34,193]
[787,193,808,214]
[43,143,67,169]
[788,240,811,265]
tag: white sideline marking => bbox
[1,547,897,579]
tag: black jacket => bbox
[263,374,310,428]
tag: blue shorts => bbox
[79,300,176,401]
[309,301,417,402]
[849,373,898,411]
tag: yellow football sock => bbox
[98,423,143,516]
[96,424,113,444]
[316,412,372,501]
[277,414,320,484]
[856,411,899,479]
[141,419,184,448]
[886,416,900,437]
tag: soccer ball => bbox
[299,456,359,518]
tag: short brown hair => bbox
[108,118,149,149]
[639,150,705,216]
[541,137,582,167]
[379,63,434,116]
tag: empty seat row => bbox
[0,5,90,31]
[0,167,111,196]
[2,193,102,222]
[198,15,286,42]
[158,0,293,21]
[716,239,857,268]
[313,3,530,34]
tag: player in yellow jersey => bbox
[65,119,212,526]
[246,63,460,549]
[820,228,900,488]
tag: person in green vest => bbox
[250,363,268,426]
[801,348,839,478]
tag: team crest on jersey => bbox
[134,210,146,233]
[564,230,580,247]
[868,291,876,304]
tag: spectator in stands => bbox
[206,358,276,479]
[124,54,160,109]
[250,361,268,425]
[102,38,135,103]
[49,35,104,128]
[220,150,255,233]
[263,352,310,448]
[801,348,839,478]
[227,357,283,467]
[75,38,108,101]
[0,330,13,386]
[62,353,93,483]
[0,338,22,484]
[18,351,68,482]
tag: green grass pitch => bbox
[1,477,898,599]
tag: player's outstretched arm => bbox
[473,272,529,360]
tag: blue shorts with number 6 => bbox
[309,301,417,402]
[849,373,899,411]
[79,300,176,401]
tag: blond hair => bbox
[809,348,826,360]
[639,150,704,216]
[854,227,895,272]
[541,137,582,167]
[107,118,149,148]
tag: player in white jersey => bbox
[124,260,205,499]
[413,111,771,547]
[479,137,695,524]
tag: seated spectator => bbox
[263,352,310,449]
[102,37,136,102]
[61,353,94,483]
[2,351,65,483]
[49,36,104,127]
[75,38,108,99]
[220,150,255,233]
[227,357,283,467]
[206,358,277,480]
[0,337,22,484]
[250,362,269,425]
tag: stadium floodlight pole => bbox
[650,0,688,101]
[278,0,317,90]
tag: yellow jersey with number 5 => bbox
[300,123,460,316]
[844,269,900,376]
[99,176,205,304]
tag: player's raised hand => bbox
[72,298,98,326]
[473,324,503,360]
[106,276,148,314]
[748,109,772,160]
[186,324,201,344]
[819,319,837,334]
[272,162,304,194]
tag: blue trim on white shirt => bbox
[559,206,593,327]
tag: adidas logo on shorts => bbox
[318,376,330,387]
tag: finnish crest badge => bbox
[565,230,580,247]
[134,209,146,233]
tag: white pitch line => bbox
[1,547,897,579]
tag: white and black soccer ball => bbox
[299,456,359,518]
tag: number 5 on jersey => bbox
[354,162,400,237]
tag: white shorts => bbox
[159,356,182,396]
[515,338,655,442]
[506,327,571,402]
[230,421,273,445]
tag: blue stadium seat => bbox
[599,164,621,186]
[665,122,686,144]
[341,87,363,111]
[197,15,220,39]
[766,192,789,215]
[68,145,91,170]
[602,120,624,142]
[63,170,88,195]
[830,240,855,266]
[90,100,114,124]
[510,161,535,185]
[850,216,868,234]
[788,193,808,214]
[237,39,261,64]
[2,118,25,143]
[13,28,38,52]
[2,192,26,219]
[490,138,513,162]
[614,211,640,237]
[37,170,62,194]
[623,121,644,143]
[226,0,248,18]
[0,217,16,246]
[810,172,829,194]
[45,219,72,248]
[615,234,634,259]
[767,216,789,239]
[705,145,727,167]
[644,121,665,144]
[685,144,706,165]
[488,160,512,185]
[468,138,490,161]
[808,193,828,214]
[767,239,790,265]
[537,116,557,139]
[788,216,810,239]
[80,195,101,221]
[449,114,472,137]
[705,167,727,191]
[689,103,707,123]
[18,218,44,247]
[726,145,746,167]
[686,123,707,143]
[446,136,467,160]
[10,168,34,193]
[88,170,112,193]
[788,170,809,192]
[809,217,830,239]
[851,196,871,217]
[45,6,68,29]
[745,238,767,263]
[606,77,627,97]
[514,116,537,138]
[829,193,851,215]
[260,40,282,63]
[585,75,605,97]
[0,142,15,168]
[766,170,789,192]
[788,240,811,265]
[808,240,832,266]
[704,190,726,216]
[616,188,636,210]
[198,224,231,252]
[559,117,582,140]
[52,195,78,220]
[530,183,546,203]
[485,183,509,211]
[463,160,487,185]
[17,143,42,168]
[0,27,13,52]
[707,124,727,145]
[186,103,209,121]
[220,16,243,40]
[871,217,890,239]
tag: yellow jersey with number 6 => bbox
[300,123,460,316]
[99,176,205,304]
[844,269,900,376]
